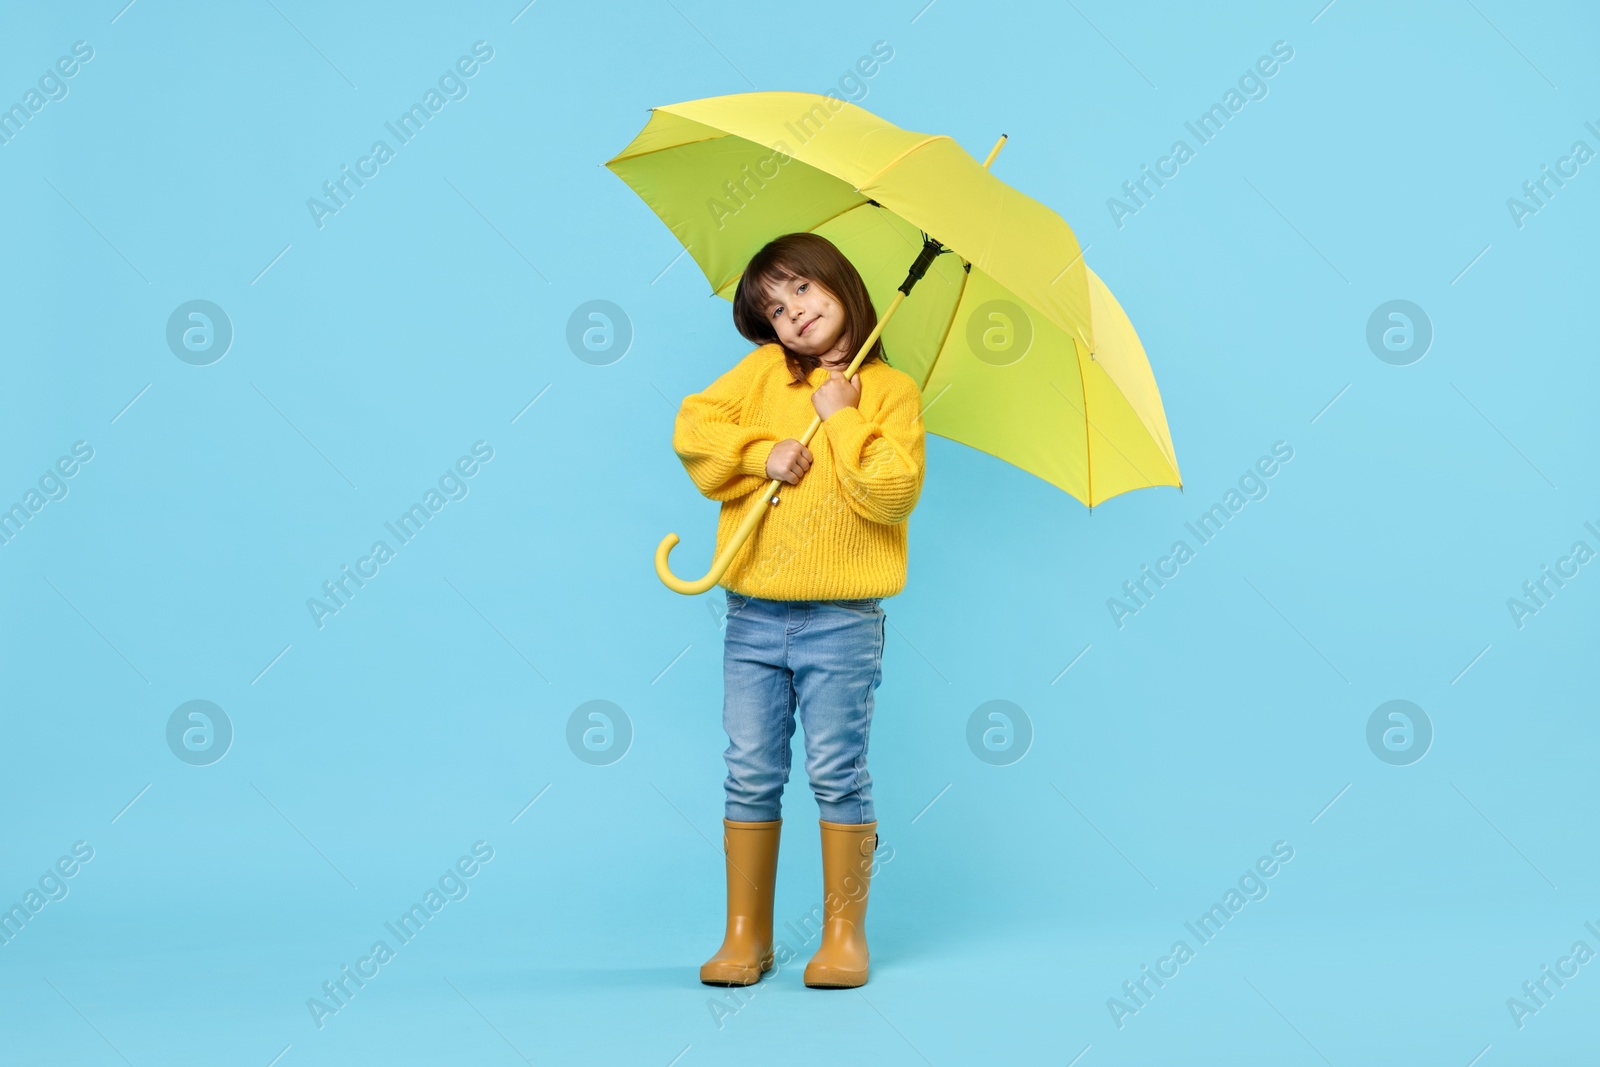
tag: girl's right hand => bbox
[765,439,813,485]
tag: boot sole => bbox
[700,952,776,986]
[803,967,867,988]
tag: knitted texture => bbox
[673,343,925,600]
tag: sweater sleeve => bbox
[821,373,926,526]
[672,356,783,502]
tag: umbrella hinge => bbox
[897,234,949,296]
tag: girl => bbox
[672,232,926,989]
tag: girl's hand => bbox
[765,439,813,484]
[812,369,861,421]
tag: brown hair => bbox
[731,232,889,386]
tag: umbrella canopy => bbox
[606,90,1180,506]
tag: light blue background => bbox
[2,1,1596,1064]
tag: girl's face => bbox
[764,274,850,362]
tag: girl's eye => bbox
[772,281,807,318]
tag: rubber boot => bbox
[803,819,878,988]
[700,818,782,986]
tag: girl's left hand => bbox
[812,369,861,421]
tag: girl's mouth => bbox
[801,317,818,335]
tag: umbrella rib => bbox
[1047,376,1171,491]
[605,134,725,166]
[1077,339,1094,506]
[856,134,955,191]
[708,197,876,295]
[918,265,969,393]
[805,197,876,240]
[603,118,731,166]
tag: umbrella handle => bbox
[657,280,925,595]
[655,471,789,596]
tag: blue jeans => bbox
[720,589,885,825]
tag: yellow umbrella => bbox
[605,91,1181,594]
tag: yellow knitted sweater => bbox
[673,342,926,600]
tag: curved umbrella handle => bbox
[654,395,835,593]
[654,470,790,596]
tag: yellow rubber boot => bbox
[803,819,878,988]
[700,818,782,986]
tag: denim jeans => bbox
[720,589,885,825]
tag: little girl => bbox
[672,232,926,989]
